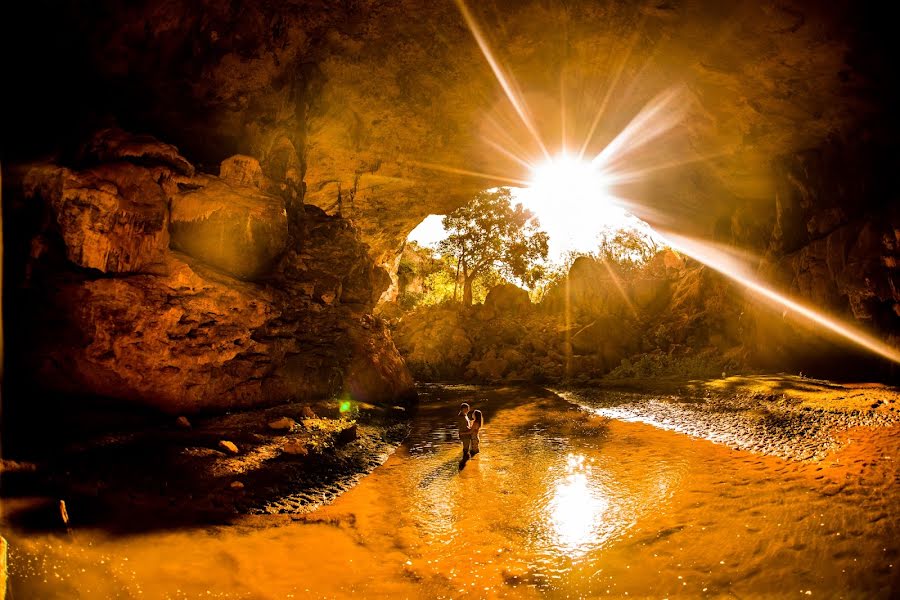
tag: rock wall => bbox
[3,0,900,391]
[7,130,414,414]
[7,0,896,283]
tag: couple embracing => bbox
[456,402,483,460]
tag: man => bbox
[457,402,472,459]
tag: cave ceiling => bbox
[3,0,897,264]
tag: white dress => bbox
[470,423,481,452]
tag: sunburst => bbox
[408,0,900,365]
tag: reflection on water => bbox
[546,454,608,554]
[3,385,899,598]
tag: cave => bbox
[1,0,900,597]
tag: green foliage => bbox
[396,243,502,308]
[439,188,549,305]
[596,225,660,273]
[607,350,736,379]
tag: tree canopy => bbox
[438,188,549,305]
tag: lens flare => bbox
[414,2,900,368]
[590,86,689,172]
[517,154,633,260]
[454,0,549,159]
[661,232,900,365]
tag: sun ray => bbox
[591,86,688,171]
[409,160,532,187]
[599,257,639,318]
[601,150,732,185]
[483,114,539,166]
[578,28,643,161]
[659,231,900,364]
[454,0,550,159]
[482,137,536,171]
[560,61,569,154]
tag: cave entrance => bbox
[402,185,663,308]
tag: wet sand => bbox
[3,385,899,598]
[559,377,900,461]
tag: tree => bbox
[438,188,549,306]
[597,225,660,273]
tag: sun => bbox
[513,154,632,262]
[529,154,607,201]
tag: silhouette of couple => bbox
[456,402,483,462]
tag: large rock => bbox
[569,318,636,367]
[169,174,289,280]
[542,257,633,318]
[219,155,271,191]
[13,143,415,414]
[24,162,170,273]
[393,305,473,379]
[484,283,531,314]
[343,315,416,405]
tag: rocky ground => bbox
[0,398,411,532]
[555,374,900,461]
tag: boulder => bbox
[467,351,509,380]
[343,315,417,405]
[219,155,270,190]
[484,283,531,314]
[282,440,308,456]
[542,257,631,317]
[336,422,358,445]
[24,163,170,273]
[169,175,288,280]
[569,318,635,362]
[631,277,669,310]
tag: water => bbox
[3,385,899,598]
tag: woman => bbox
[469,410,484,456]
[457,403,472,458]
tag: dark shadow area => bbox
[0,393,410,535]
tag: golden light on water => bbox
[548,454,607,554]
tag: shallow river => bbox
[3,385,899,598]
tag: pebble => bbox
[218,440,239,454]
[268,417,297,431]
[557,388,900,461]
[283,440,308,456]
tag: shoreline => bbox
[0,399,412,533]
[553,373,900,461]
[3,374,898,535]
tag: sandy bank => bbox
[556,374,900,460]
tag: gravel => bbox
[552,387,900,461]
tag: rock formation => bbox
[9,130,415,414]
[3,0,900,399]
[394,252,749,383]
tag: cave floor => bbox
[3,385,900,598]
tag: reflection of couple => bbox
[457,403,483,460]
